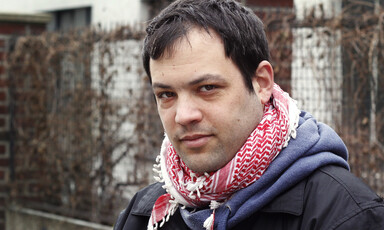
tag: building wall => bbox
[0,0,149,28]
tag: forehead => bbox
[149,28,228,80]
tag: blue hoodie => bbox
[180,111,350,230]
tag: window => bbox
[47,7,91,31]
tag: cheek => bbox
[158,109,173,131]
[231,95,263,128]
[157,107,168,126]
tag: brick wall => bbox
[0,27,10,230]
[0,12,51,230]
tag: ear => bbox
[252,61,274,104]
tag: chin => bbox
[180,152,228,174]
[187,162,223,174]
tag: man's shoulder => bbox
[261,164,382,215]
[130,182,166,216]
[113,183,166,230]
[240,165,384,230]
[311,165,381,204]
[304,165,384,229]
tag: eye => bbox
[200,85,216,92]
[157,91,175,99]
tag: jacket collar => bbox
[260,178,305,216]
[132,178,306,217]
[131,183,166,216]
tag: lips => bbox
[180,134,213,149]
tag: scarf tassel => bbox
[203,211,215,230]
[203,201,221,230]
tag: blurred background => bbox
[0,0,383,229]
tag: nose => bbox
[175,96,203,126]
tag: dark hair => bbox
[142,0,270,91]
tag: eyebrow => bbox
[188,74,226,86]
[152,74,226,90]
[152,82,171,90]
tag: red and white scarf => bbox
[148,84,300,230]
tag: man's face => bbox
[150,28,264,173]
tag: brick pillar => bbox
[0,12,51,230]
[0,29,11,230]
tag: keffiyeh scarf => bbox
[148,84,300,230]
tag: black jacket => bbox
[114,165,384,229]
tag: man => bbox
[114,0,384,229]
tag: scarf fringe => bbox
[284,98,301,147]
[153,155,162,181]
[203,212,214,230]
[148,200,178,230]
[203,201,221,230]
[162,201,178,227]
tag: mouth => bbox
[179,134,213,149]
